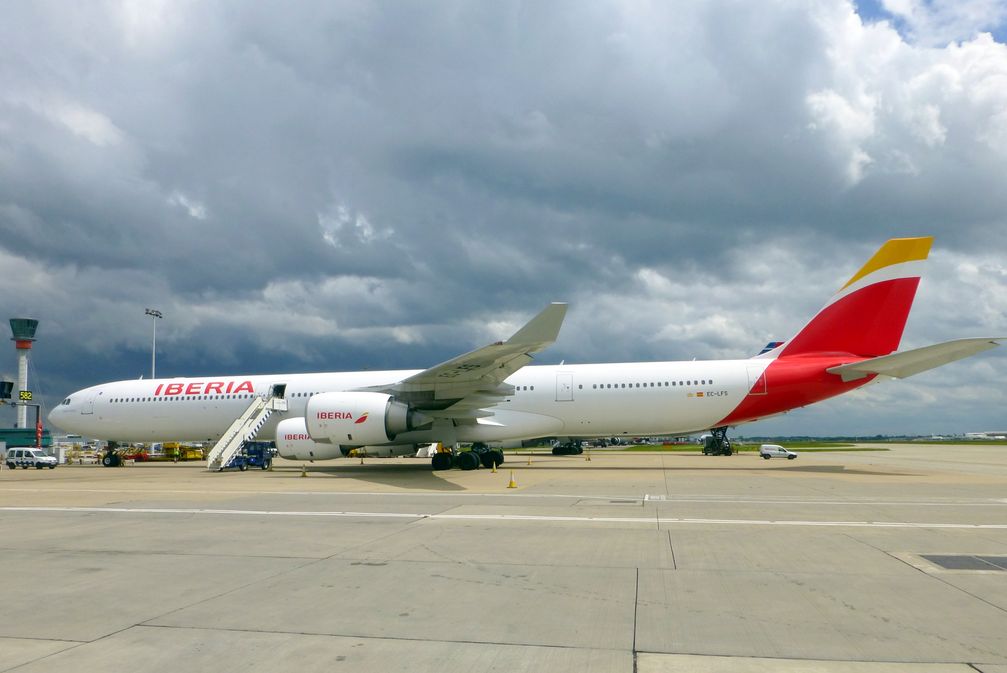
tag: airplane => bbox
[49,237,1002,470]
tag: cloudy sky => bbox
[3,0,1006,437]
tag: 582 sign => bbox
[18,390,32,401]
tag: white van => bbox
[759,444,797,460]
[5,448,58,469]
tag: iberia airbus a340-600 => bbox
[49,237,1002,470]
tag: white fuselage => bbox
[49,359,767,445]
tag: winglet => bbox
[506,302,568,349]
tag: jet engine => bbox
[275,417,344,461]
[306,392,430,445]
[352,444,424,458]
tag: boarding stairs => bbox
[206,391,288,471]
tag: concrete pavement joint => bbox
[137,622,629,653]
[0,642,88,673]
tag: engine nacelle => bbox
[352,444,423,458]
[306,392,429,446]
[275,417,343,461]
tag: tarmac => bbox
[1,444,1005,672]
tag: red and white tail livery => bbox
[49,237,1003,469]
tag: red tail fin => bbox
[777,237,933,358]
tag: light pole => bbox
[145,309,162,379]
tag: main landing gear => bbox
[702,426,733,456]
[430,443,505,471]
[552,440,583,455]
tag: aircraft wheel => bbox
[479,451,501,469]
[455,451,480,471]
[431,452,453,471]
[489,449,504,465]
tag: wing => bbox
[364,303,567,420]
[827,338,1003,382]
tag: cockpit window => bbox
[63,398,71,405]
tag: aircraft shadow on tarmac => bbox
[766,464,914,476]
[258,459,910,484]
[276,463,467,490]
[492,460,913,477]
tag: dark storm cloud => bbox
[2,0,1006,433]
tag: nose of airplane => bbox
[47,398,73,430]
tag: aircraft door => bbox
[555,373,574,402]
[81,391,97,415]
[746,365,768,395]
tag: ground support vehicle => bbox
[759,444,797,459]
[5,448,57,469]
[225,442,276,471]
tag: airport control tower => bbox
[10,318,38,429]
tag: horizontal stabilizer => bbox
[827,338,1003,382]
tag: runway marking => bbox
[2,488,1005,507]
[2,506,1006,530]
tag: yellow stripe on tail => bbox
[840,236,933,291]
